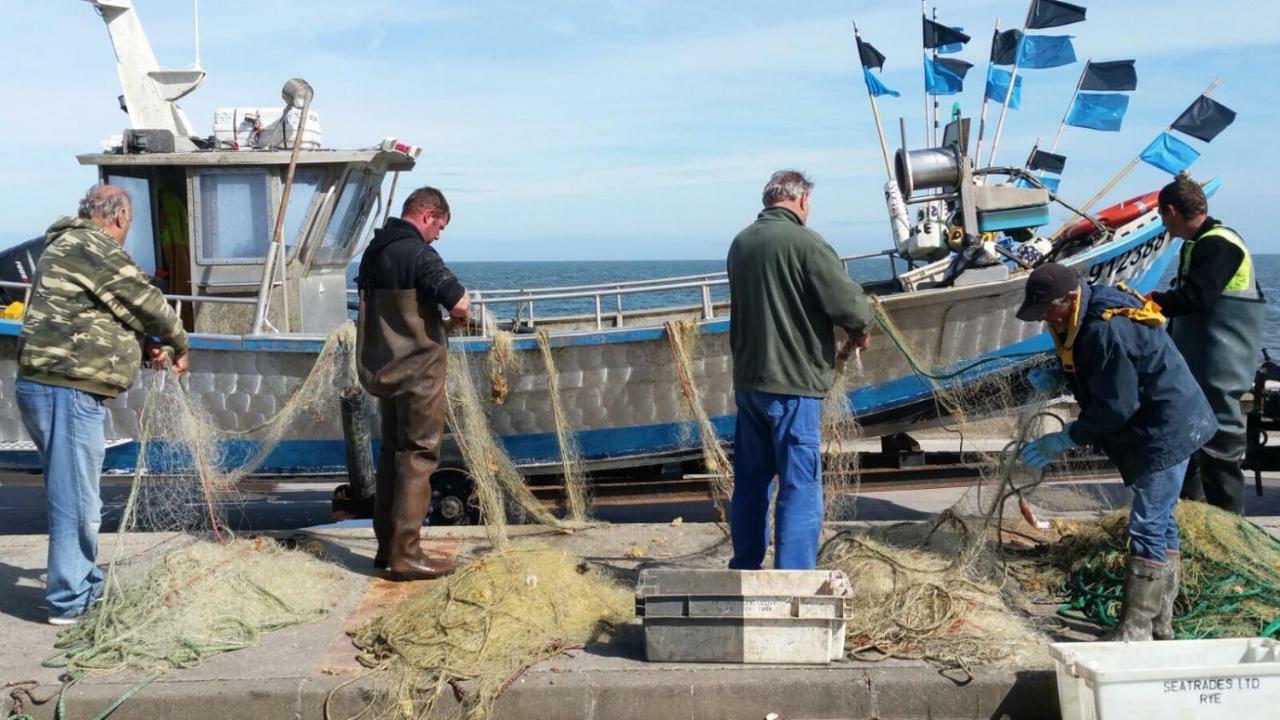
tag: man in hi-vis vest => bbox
[1151,173,1266,514]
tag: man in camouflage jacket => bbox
[16,184,188,624]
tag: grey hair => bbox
[761,170,813,207]
[77,184,131,222]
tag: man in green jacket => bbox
[16,184,189,624]
[726,170,873,569]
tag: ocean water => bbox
[348,255,1280,350]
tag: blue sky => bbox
[0,1,1276,260]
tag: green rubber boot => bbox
[1100,556,1164,642]
[1152,550,1180,640]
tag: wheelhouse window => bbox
[193,169,270,263]
[312,170,370,266]
[280,168,323,253]
[105,174,157,276]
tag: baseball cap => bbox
[1016,263,1080,322]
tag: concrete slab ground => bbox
[2,473,1279,720]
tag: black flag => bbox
[857,38,886,71]
[990,28,1023,65]
[1027,0,1087,29]
[1171,96,1237,142]
[923,18,970,49]
[1028,149,1068,174]
[936,57,973,80]
[1081,60,1137,91]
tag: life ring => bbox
[1061,189,1159,241]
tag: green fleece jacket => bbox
[18,217,187,398]
[727,207,873,397]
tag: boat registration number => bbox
[1085,233,1167,286]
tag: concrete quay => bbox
[2,474,1279,720]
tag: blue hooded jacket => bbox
[1063,284,1216,483]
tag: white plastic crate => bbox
[1050,638,1280,720]
[636,569,851,664]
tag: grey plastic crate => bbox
[636,569,851,664]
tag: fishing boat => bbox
[0,1,1197,518]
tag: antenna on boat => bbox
[193,0,202,70]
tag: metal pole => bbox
[987,0,1036,167]
[972,17,1000,170]
[931,6,940,148]
[921,0,931,147]
[251,87,312,334]
[1050,77,1222,238]
[853,22,895,180]
[381,170,400,225]
[1047,60,1089,155]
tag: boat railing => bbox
[342,249,901,332]
[0,279,260,330]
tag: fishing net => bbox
[346,544,634,720]
[820,350,865,520]
[487,329,516,405]
[535,329,593,521]
[1051,502,1280,639]
[443,348,595,550]
[664,320,733,507]
[41,324,359,714]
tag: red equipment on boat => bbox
[1059,190,1159,241]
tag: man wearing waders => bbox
[1018,263,1214,640]
[1150,174,1265,514]
[356,187,469,580]
[726,170,874,570]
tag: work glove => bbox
[1019,425,1077,469]
[1027,366,1065,394]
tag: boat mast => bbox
[87,0,205,150]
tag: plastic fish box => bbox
[636,569,851,664]
[1049,637,1280,720]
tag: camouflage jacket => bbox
[17,217,187,398]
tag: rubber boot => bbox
[1153,551,1181,641]
[1100,556,1164,642]
[372,399,398,570]
[385,471,455,581]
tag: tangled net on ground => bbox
[820,531,1046,673]
[49,537,340,676]
[1052,502,1280,639]
[348,545,634,720]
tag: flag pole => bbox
[987,0,1037,167]
[854,21,895,180]
[972,17,1000,175]
[1047,58,1088,154]
[1050,77,1222,238]
[931,5,941,147]
[921,0,931,148]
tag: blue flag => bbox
[985,67,1022,108]
[1140,132,1200,175]
[938,26,965,54]
[863,67,900,98]
[1017,34,1076,69]
[1066,92,1129,131]
[1016,175,1061,193]
[924,57,968,95]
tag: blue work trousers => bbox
[1128,458,1189,562]
[728,391,823,570]
[15,378,107,620]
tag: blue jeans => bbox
[15,378,107,619]
[729,391,823,570]
[1128,458,1189,562]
